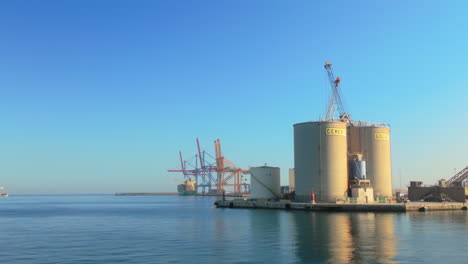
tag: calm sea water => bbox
[0,195,467,264]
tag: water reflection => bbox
[247,210,299,263]
[291,212,398,264]
[406,209,468,221]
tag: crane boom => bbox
[324,61,347,121]
[196,138,204,168]
[179,151,185,172]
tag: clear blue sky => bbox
[1,0,467,194]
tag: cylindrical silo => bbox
[289,168,295,192]
[294,121,348,202]
[350,154,366,179]
[365,126,392,198]
[356,160,366,179]
[250,166,280,199]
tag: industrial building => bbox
[293,120,392,202]
[241,62,393,203]
[408,167,468,202]
[293,62,392,203]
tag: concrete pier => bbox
[215,200,467,212]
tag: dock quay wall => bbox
[215,200,467,212]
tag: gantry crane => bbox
[214,139,249,193]
[168,138,250,194]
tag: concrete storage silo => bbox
[250,166,280,199]
[350,154,366,179]
[365,126,392,198]
[289,168,295,192]
[294,121,348,202]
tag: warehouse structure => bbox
[408,167,468,202]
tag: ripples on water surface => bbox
[0,195,467,263]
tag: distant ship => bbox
[0,186,8,197]
[177,179,197,195]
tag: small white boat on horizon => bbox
[0,186,8,197]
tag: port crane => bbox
[167,141,216,193]
[214,139,249,193]
[324,61,350,122]
[323,61,388,127]
[168,138,250,194]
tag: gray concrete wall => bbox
[408,186,466,202]
[214,200,467,212]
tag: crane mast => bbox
[324,61,349,122]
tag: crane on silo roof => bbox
[324,61,350,122]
